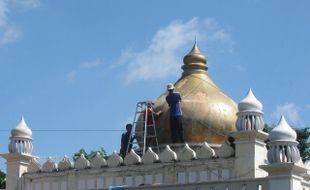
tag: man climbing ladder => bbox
[126,101,162,156]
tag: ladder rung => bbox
[135,111,144,113]
[133,131,144,134]
[133,121,145,123]
[146,136,156,138]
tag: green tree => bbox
[73,147,108,161]
[0,170,5,189]
[294,127,310,161]
[263,123,273,133]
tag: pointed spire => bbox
[11,116,32,138]
[183,40,207,65]
[238,88,263,112]
[182,40,208,75]
[269,115,297,141]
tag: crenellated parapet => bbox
[142,147,159,164]
[90,152,107,168]
[21,142,236,189]
[25,142,234,173]
[58,155,73,170]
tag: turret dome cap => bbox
[11,117,32,139]
[238,88,263,112]
[269,116,297,142]
[183,41,207,65]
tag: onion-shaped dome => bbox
[148,42,237,144]
[236,88,264,131]
[269,116,297,142]
[182,42,207,71]
[11,117,32,139]
[267,116,300,164]
[238,88,263,112]
[8,117,33,154]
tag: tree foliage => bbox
[0,170,5,189]
[73,147,108,161]
[295,127,310,161]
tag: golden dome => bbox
[152,42,237,145]
[183,42,207,66]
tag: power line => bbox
[0,129,123,132]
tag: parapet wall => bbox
[22,142,235,190]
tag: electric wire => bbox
[0,129,123,132]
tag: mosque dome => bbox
[238,88,263,112]
[11,117,32,139]
[269,116,297,142]
[151,42,238,145]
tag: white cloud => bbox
[66,59,103,81]
[66,70,76,81]
[0,0,8,27]
[12,0,41,9]
[120,17,234,82]
[0,25,21,44]
[0,0,40,45]
[80,59,102,69]
[272,103,302,125]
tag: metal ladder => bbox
[126,101,160,156]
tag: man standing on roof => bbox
[120,123,134,158]
[166,83,184,143]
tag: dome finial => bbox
[269,115,297,141]
[11,116,32,139]
[238,88,263,112]
[182,40,208,74]
[21,116,25,124]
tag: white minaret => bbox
[232,88,268,178]
[1,117,35,190]
[260,116,306,190]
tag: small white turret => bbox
[1,117,36,190]
[8,117,33,155]
[236,88,264,131]
[267,116,300,164]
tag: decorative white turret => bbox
[8,117,33,155]
[1,117,36,190]
[236,88,264,131]
[267,116,300,164]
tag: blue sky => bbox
[1,0,310,170]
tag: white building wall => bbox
[22,158,235,190]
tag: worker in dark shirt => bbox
[165,83,184,143]
[120,123,134,158]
